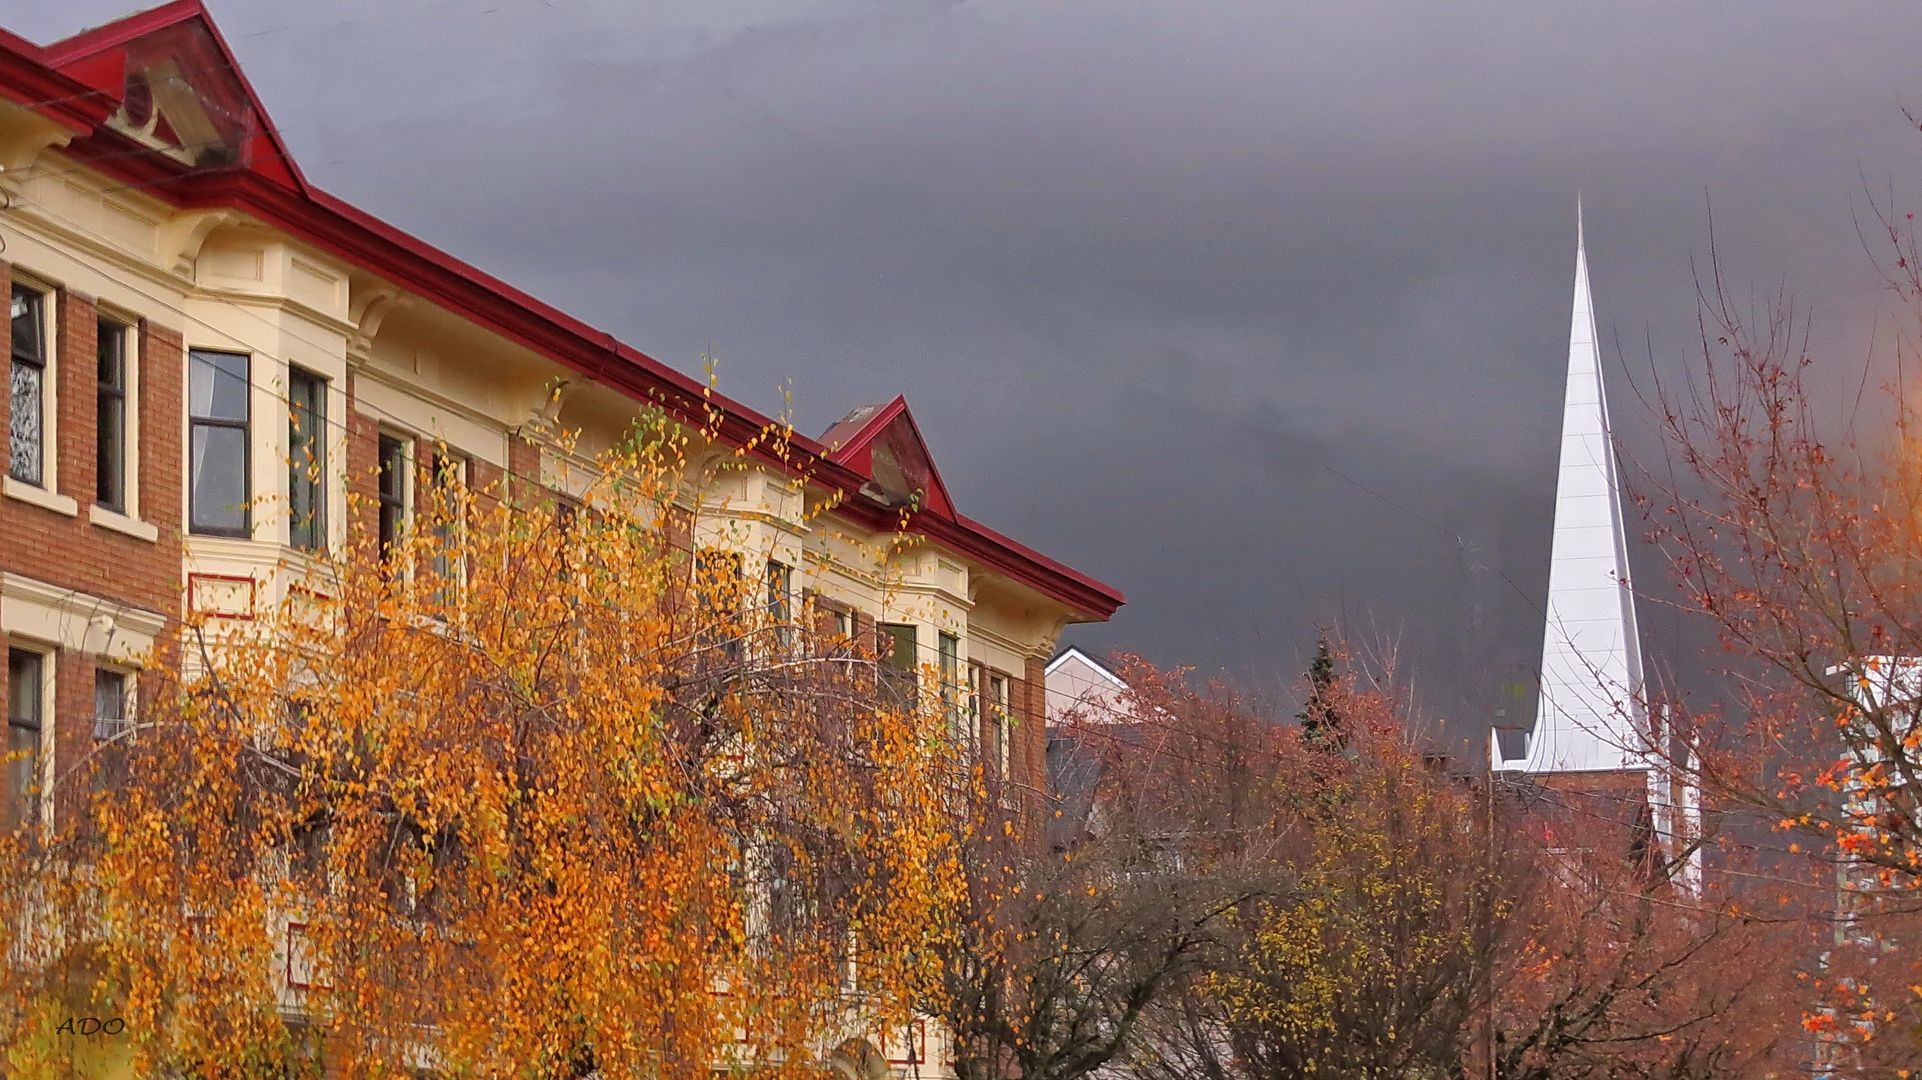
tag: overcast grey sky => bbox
[15,1,1922,745]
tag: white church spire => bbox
[1505,206,1647,774]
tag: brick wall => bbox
[0,276,182,615]
[51,648,91,825]
[1,267,185,828]
[142,324,185,577]
[507,433,540,506]
[1019,655,1048,838]
[1535,768,1652,826]
[345,371,380,560]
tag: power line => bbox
[2,178,1077,684]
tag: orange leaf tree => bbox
[1636,157,1922,1065]
[0,419,967,1080]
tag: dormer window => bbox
[104,20,260,169]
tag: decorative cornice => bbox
[0,33,1123,622]
[0,572,169,658]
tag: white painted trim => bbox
[353,368,509,468]
[0,572,168,663]
[3,475,77,517]
[967,622,1049,668]
[4,640,58,832]
[91,311,142,521]
[191,284,356,339]
[122,314,142,520]
[88,503,159,542]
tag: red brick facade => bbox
[1017,655,1049,835]
[345,371,381,559]
[2,264,185,824]
[0,278,181,613]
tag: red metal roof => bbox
[0,2,1123,621]
[817,397,957,518]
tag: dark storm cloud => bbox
[16,0,1922,745]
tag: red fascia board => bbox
[816,396,958,518]
[39,0,206,66]
[938,514,1125,617]
[0,27,43,62]
[56,132,1123,620]
[883,399,956,515]
[0,42,115,133]
[166,3,312,194]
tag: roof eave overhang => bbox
[0,49,113,133]
[9,58,1123,624]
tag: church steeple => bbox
[1501,206,1647,774]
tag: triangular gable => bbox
[42,0,306,191]
[1045,646,1129,689]
[1044,646,1140,728]
[817,396,954,517]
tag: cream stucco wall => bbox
[0,128,1074,694]
[0,97,1098,1080]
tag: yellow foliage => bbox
[0,423,967,1080]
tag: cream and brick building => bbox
[0,0,1120,856]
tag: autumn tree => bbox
[1119,650,1808,1080]
[932,656,1298,1080]
[1186,669,1509,1080]
[1296,634,1343,748]
[1627,141,1922,1067]
[1486,781,1809,1080]
[0,418,968,1080]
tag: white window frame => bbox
[376,428,414,563]
[90,312,151,541]
[988,672,1011,781]
[939,630,962,738]
[93,663,136,744]
[426,445,469,590]
[186,348,254,539]
[286,365,328,553]
[6,643,55,832]
[8,278,54,489]
[5,275,76,517]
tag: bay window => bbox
[879,623,917,705]
[189,349,250,536]
[288,367,326,550]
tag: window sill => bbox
[90,504,160,543]
[3,477,78,517]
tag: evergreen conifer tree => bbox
[1297,634,1343,746]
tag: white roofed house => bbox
[1045,646,1133,727]
[1042,647,1138,848]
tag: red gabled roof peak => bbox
[819,396,906,456]
[818,396,955,519]
[0,8,1120,620]
[41,0,207,63]
[42,0,308,193]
